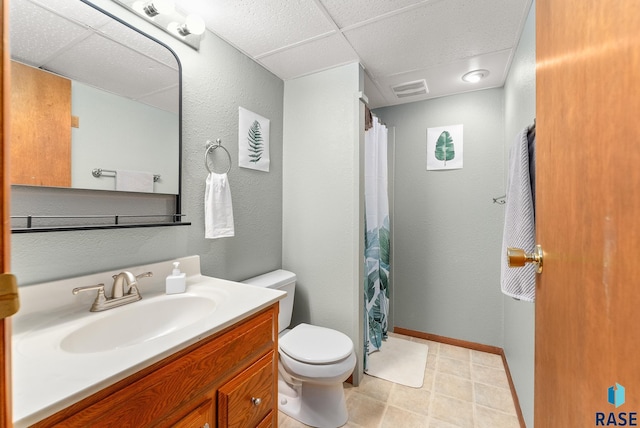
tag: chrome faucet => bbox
[73,271,153,312]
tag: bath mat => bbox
[365,335,429,388]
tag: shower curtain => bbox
[364,115,390,364]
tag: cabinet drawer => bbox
[256,411,274,428]
[173,399,213,428]
[218,352,275,428]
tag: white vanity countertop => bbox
[11,255,285,427]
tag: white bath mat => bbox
[365,335,429,388]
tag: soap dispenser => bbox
[166,262,186,294]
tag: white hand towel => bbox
[115,170,154,193]
[500,127,536,301]
[205,172,235,239]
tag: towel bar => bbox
[92,168,160,182]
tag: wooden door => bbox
[535,0,640,426]
[1,1,13,426]
[9,61,71,187]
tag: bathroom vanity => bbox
[12,256,285,427]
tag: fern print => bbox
[434,130,455,166]
[247,120,263,163]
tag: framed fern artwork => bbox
[238,107,270,172]
[426,124,463,170]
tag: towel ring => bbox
[205,139,232,174]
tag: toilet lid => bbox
[279,323,354,364]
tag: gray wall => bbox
[282,63,365,383]
[375,88,506,347]
[10,0,284,285]
[503,1,536,426]
[373,2,536,424]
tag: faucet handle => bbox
[128,271,153,297]
[72,283,107,311]
[135,271,153,280]
[72,283,105,295]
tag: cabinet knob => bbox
[203,424,210,428]
[251,397,262,406]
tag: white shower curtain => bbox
[364,116,390,364]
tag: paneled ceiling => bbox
[10,0,533,110]
[10,0,180,114]
[175,0,533,108]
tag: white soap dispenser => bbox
[166,261,186,294]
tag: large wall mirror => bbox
[9,0,186,231]
[10,0,180,195]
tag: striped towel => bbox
[500,127,536,301]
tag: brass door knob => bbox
[507,245,544,273]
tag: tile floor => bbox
[278,333,521,428]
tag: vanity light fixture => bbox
[140,0,174,17]
[112,0,205,50]
[462,69,490,83]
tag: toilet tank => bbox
[242,270,295,333]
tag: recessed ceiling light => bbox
[462,69,490,83]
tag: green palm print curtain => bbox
[364,116,390,368]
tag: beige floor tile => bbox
[438,356,471,379]
[277,335,520,428]
[475,405,521,428]
[343,422,365,428]
[278,412,310,428]
[474,383,517,414]
[387,383,431,415]
[434,372,473,402]
[426,340,441,355]
[472,364,510,389]
[421,368,436,391]
[346,391,387,427]
[381,405,430,428]
[428,417,465,427]
[430,394,474,426]
[471,350,504,369]
[359,374,394,402]
[439,344,471,362]
[426,352,438,370]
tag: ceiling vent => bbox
[391,79,429,98]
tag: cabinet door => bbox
[173,399,213,428]
[218,352,274,428]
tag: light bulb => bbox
[142,0,175,17]
[461,69,490,83]
[176,14,206,36]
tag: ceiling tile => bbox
[10,0,92,66]
[368,49,513,107]
[193,0,336,57]
[344,0,529,78]
[318,0,427,29]
[44,33,177,103]
[99,20,179,70]
[258,34,359,80]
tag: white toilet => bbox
[243,270,356,428]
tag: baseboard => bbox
[393,327,526,428]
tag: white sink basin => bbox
[60,295,217,354]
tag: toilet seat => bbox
[279,323,353,364]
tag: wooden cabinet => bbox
[32,305,278,428]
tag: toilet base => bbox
[278,378,349,428]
